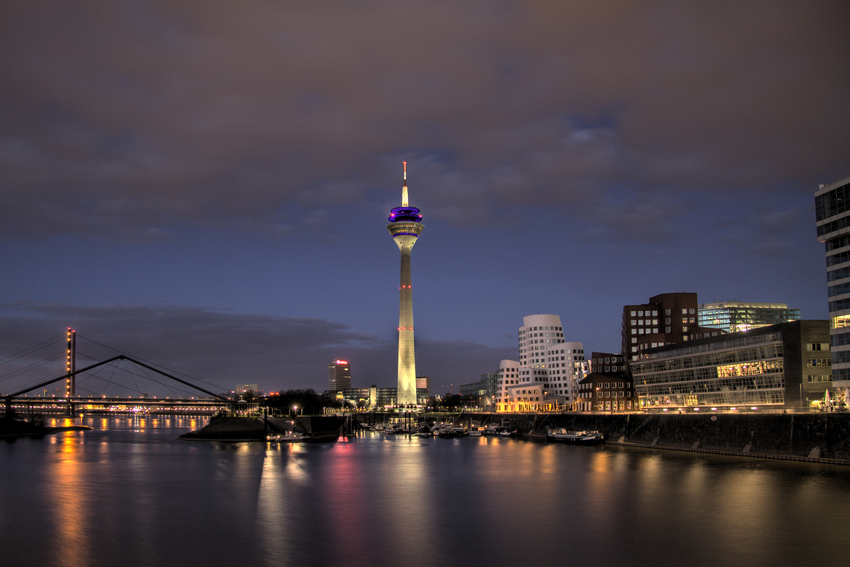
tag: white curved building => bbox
[496,314,586,412]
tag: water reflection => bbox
[45,433,90,567]
[3,419,849,567]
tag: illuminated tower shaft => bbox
[65,328,76,397]
[387,163,423,406]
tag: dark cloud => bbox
[0,2,840,389]
[0,303,513,397]
[1,1,847,240]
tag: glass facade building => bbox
[631,321,830,411]
[698,302,800,333]
[816,174,850,401]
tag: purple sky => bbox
[2,1,848,397]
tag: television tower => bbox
[387,162,423,406]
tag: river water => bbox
[1,415,848,567]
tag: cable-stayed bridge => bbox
[2,330,232,418]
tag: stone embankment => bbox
[361,412,850,464]
[500,412,850,464]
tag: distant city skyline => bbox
[1,2,846,396]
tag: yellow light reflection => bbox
[47,432,91,567]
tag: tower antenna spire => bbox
[402,161,409,207]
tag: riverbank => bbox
[359,411,850,462]
[0,417,91,437]
[178,415,346,442]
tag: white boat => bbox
[268,431,307,443]
[468,428,483,437]
[546,428,604,444]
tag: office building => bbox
[387,162,424,406]
[698,301,800,333]
[577,374,638,412]
[459,372,499,407]
[495,314,586,412]
[577,353,636,412]
[623,292,723,361]
[630,320,830,411]
[816,174,850,402]
[590,352,625,374]
[328,359,351,391]
[416,375,430,397]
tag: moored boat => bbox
[546,428,604,444]
[267,431,308,443]
[495,426,517,437]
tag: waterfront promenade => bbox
[359,410,850,464]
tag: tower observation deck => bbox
[387,162,423,406]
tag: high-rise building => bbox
[328,359,351,391]
[816,174,850,402]
[495,314,586,412]
[622,292,722,361]
[387,162,424,406]
[698,301,800,333]
[416,375,430,396]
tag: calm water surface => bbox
[1,415,849,567]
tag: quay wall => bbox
[360,412,850,461]
[499,412,850,460]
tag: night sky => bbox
[2,1,849,398]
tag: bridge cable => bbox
[0,334,63,365]
[77,335,226,393]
